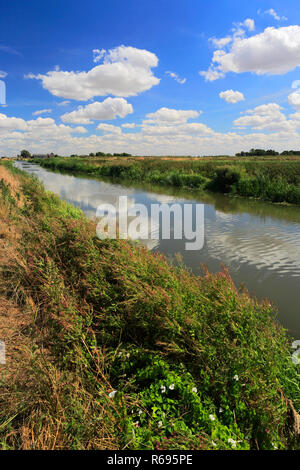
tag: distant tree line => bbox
[280,150,300,155]
[88,152,132,157]
[236,148,300,157]
[18,149,133,159]
[19,150,59,158]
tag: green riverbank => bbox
[0,161,299,450]
[30,155,300,205]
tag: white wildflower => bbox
[160,385,166,393]
[233,374,239,381]
[108,390,117,399]
[169,384,175,390]
[138,409,143,415]
[209,414,215,421]
[212,441,217,447]
[292,352,300,365]
[158,421,163,428]
[219,407,224,413]
[228,438,237,448]
[192,387,197,394]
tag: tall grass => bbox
[1,161,299,449]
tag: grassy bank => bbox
[0,161,299,450]
[30,155,300,205]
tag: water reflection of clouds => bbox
[17,163,300,276]
[208,210,300,277]
[18,164,160,250]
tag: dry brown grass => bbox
[0,168,32,383]
[0,165,120,449]
[0,166,24,207]
[0,166,40,448]
[0,298,32,383]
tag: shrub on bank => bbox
[236,176,300,204]
[209,167,243,193]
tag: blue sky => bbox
[1,0,300,155]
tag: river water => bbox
[15,161,300,338]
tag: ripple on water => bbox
[206,211,300,278]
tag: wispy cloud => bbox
[0,45,22,56]
[32,109,52,116]
[258,8,287,21]
[165,71,186,84]
[208,18,255,54]
[57,100,70,106]
[93,48,106,63]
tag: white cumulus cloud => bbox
[27,45,160,100]
[122,123,136,128]
[145,107,200,124]
[3,106,300,157]
[201,25,300,81]
[243,19,255,31]
[0,113,27,131]
[234,103,300,132]
[97,123,122,134]
[288,91,300,111]
[219,90,245,103]
[61,98,133,124]
[0,113,87,137]
[209,19,254,51]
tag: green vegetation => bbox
[236,149,280,157]
[31,154,300,205]
[20,149,31,159]
[0,161,299,450]
[236,149,300,157]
